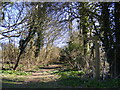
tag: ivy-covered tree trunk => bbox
[34,3,46,57]
[100,2,114,77]
[101,2,120,78]
[79,2,88,56]
[13,2,47,70]
[101,3,110,51]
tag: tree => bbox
[99,2,120,78]
[13,2,48,70]
[114,2,120,78]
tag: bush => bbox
[60,42,85,70]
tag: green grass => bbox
[58,77,120,88]
[1,69,120,88]
[53,70,120,88]
[2,69,120,88]
[55,70,85,79]
[2,77,120,88]
[1,70,32,76]
[2,78,24,84]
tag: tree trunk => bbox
[13,51,23,70]
[114,2,120,78]
[13,29,35,70]
[94,38,100,80]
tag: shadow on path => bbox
[2,77,64,88]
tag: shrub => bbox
[60,42,85,70]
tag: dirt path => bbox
[24,64,62,83]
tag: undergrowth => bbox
[1,70,32,76]
[55,70,85,78]
[58,77,120,88]
[53,70,120,88]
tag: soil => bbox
[23,64,62,83]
